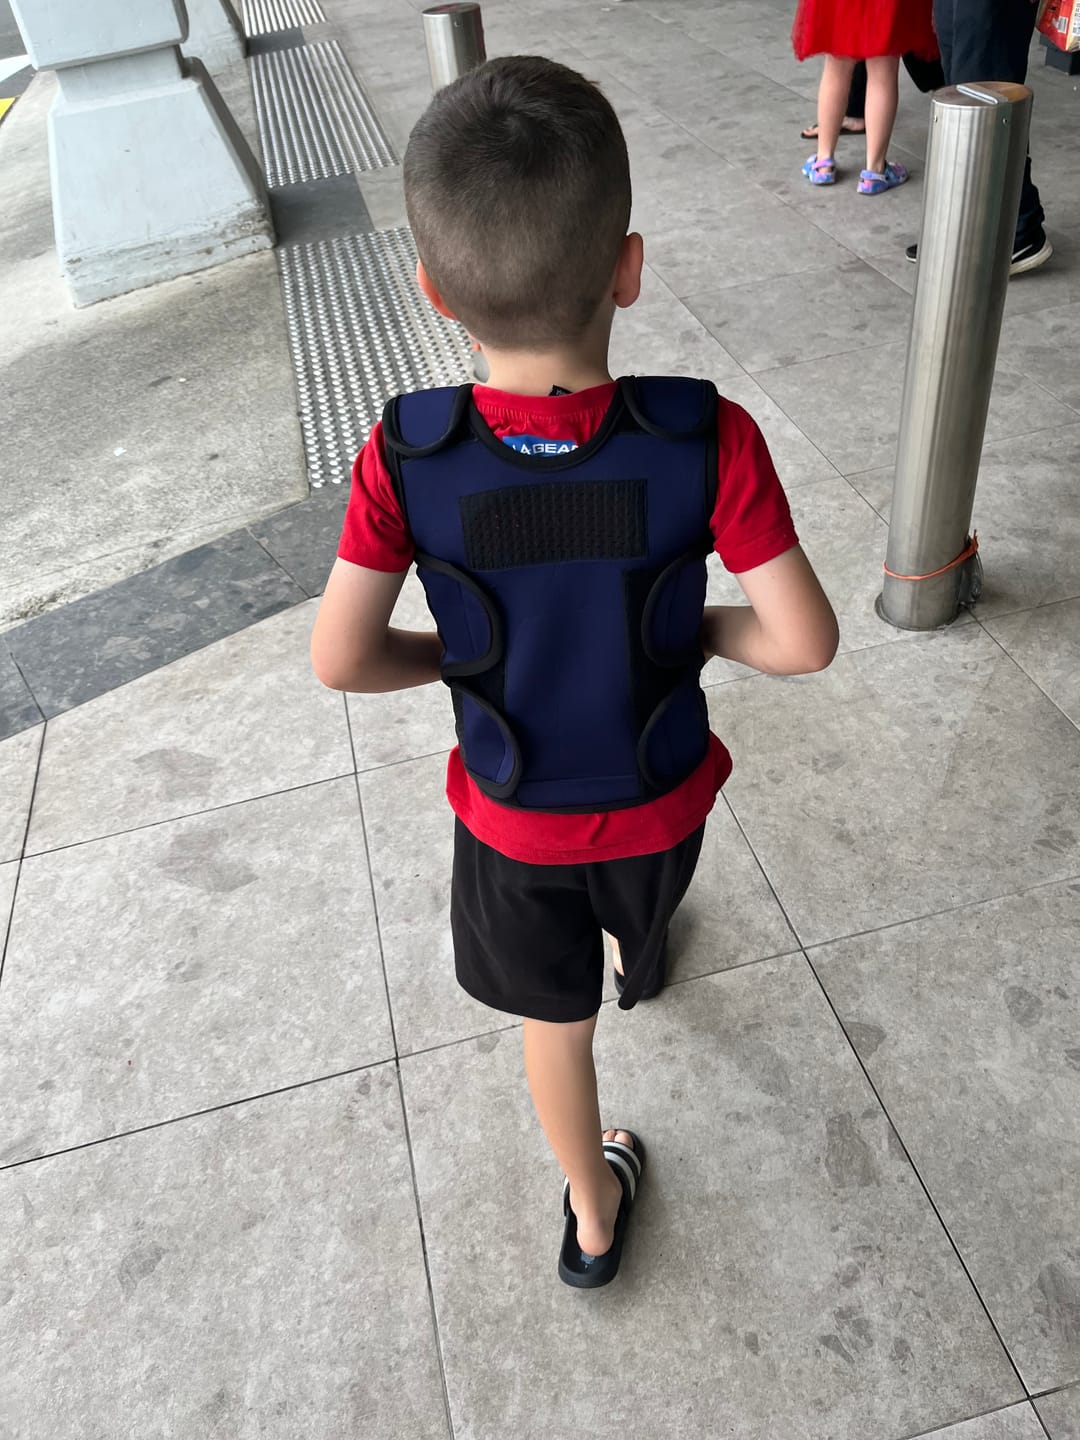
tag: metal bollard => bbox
[422,3,486,91]
[877,82,1032,631]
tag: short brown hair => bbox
[403,55,631,351]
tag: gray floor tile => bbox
[0,1069,449,1440]
[964,425,1080,618]
[756,343,1072,477]
[610,264,741,381]
[0,724,40,864]
[1002,302,1080,410]
[705,477,933,668]
[717,625,1080,945]
[646,195,852,299]
[249,486,348,599]
[686,258,911,373]
[1037,1383,1080,1439]
[26,601,353,853]
[918,1407,1048,1440]
[359,752,491,1056]
[0,779,391,1163]
[984,599,1080,729]
[814,879,1080,1392]
[718,374,841,489]
[402,958,1020,1440]
[359,750,797,1055]
[348,683,456,773]
[4,530,305,719]
[0,647,42,743]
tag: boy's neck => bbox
[478,334,614,398]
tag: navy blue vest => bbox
[383,376,717,813]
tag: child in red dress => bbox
[793,0,938,193]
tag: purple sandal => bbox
[857,162,908,195]
[802,153,836,186]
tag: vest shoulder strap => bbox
[383,384,474,458]
[618,376,717,439]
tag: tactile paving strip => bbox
[279,228,474,487]
[251,40,396,186]
[241,0,326,36]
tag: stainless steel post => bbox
[422,3,485,91]
[878,82,1032,630]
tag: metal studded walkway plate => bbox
[252,41,396,186]
[241,0,326,36]
[279,228,474,488]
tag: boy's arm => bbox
[702,545,838,676]
[311,558,443,693]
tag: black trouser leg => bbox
[847,61,868,121]
[932,0,1045,243]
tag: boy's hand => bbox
[701,545,838,676]
[311,558,444,693]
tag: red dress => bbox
[792,0,938,61]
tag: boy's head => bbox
[403,55,633,352]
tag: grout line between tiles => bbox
[976,618,1080,737]
[0,722,46,994]
[718,793,1035,1403]
[346,697,456,1438]
[19,769,360,862]
[893,1398,1047,1440]
[0,1056,396,1174]
[805,938,1037,1407]
[245,525,314,599]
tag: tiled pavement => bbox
[2,1,1080,1437]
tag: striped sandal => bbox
[857,162,909,195]
[802,153,837,186]
[558,1131,646,1289]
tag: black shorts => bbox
[450,820,705,1023]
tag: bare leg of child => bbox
[522,1015,630,1257]
[816,55,857,161]
[864,55,901,175]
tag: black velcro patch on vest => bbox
[461,480,646,570]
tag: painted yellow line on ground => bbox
[0,98,14,123]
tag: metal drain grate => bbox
[279,228,474,488]
[241,0,326,36]
[251,41,396,186]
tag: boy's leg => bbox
[522,1015,628,1258]
[451,821,633,1258]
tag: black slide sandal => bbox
[558,1131,646,1289]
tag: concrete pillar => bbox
[181,0,245,73]
[10,0,274,307]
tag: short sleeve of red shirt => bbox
[337,421,414,572]
[712,399,798,573]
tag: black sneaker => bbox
[1010,230,1053,275]
[905,231,1053,275]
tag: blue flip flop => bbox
[558,1131,646,1289]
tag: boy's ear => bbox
[612,232,644,310]
[416,260,458,321]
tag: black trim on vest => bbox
[414,553,503,678]
[450,683,523,801]
[467,385,628,472]
[618,376,715,440]
[383,386,474,458]
[641,543,713,669]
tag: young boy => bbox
[311,56,838,1288]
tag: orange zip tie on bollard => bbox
[882,532,979,583]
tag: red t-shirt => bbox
[338,382,797,865]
